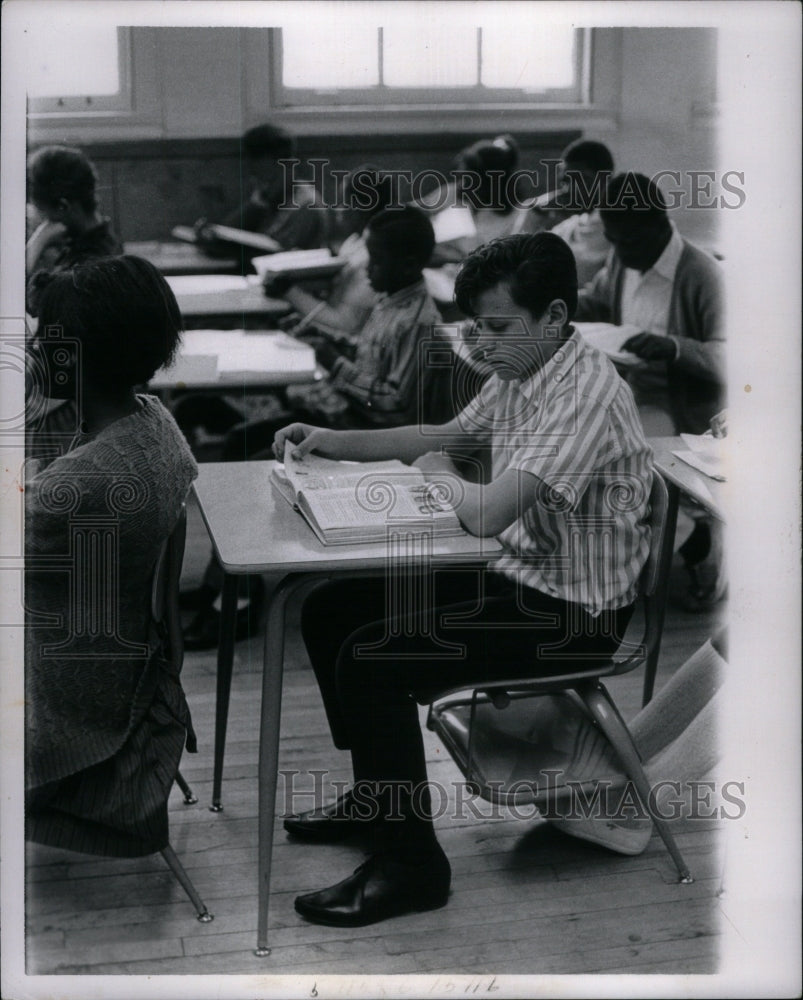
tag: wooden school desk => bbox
[149,329,317,393]
[192,460,503,955]
[644,436,726,705]
[649,436,726,523]
[165,275,290,326]
[123,240,240,276]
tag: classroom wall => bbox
[28,26,720,248]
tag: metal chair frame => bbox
[427,472,693,882]
[151,504,213,922]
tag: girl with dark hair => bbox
[419,134,531,266]
[25,256,198,858]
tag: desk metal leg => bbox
[642,478,681,707]
[254,572,333,957]
[211,572,239,811]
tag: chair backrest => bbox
[641,471,672,598]
[150,504,188,671]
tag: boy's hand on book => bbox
[273,423,338,461]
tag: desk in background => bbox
[124,240,240,276]
[150,329,317,392]
[649,436,725,522]
[192,460,502,955]
[165,274,290,327]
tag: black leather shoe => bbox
[284,790,369,842]
[183,604,261,651]
[294,849,451,927]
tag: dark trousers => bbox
[300,571,634,840]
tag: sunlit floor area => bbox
[25,495,728,976]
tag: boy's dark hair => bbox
[28,145,99,213]
[242,123,296,161]
[561,139,615,175]
[600,172,669,226]
[344,164,396,217]
[367,205,435,269]
[35,256,183,390]
[454,232,578,321]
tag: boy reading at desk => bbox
[193,123,328,261]
[26,145,122,283]
[575,172,726,611]
[271,232,654,928]
[25,145,123,459]
[181,205,442,649]
[276,165,395,340]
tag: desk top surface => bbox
[150,329,317,389]
[193,461,503,574]
[165,274,289,318]
[649,436,726,520]
[124,240,240,276]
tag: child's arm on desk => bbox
[272,416,478,466]
[413,451,538,537]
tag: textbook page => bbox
[282,444,463,542]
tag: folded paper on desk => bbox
[271,444,465,545]
[673,433,727,481]
[252,249,346,282]
[574,323,646,367]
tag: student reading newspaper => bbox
[270,232,654,928]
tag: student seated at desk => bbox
[537,140,615,286]
[193,123,328,260]
[522,138,613,245]
[417,134,530,267]
[26,145,122,309]
[180,206,441,650]
[277,165,395,340]
[575,171,726,611]
[25,145,124,459]
[272,232,653,928]
[25,256,198,857]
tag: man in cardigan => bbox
[575,171,726,611]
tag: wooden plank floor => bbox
[25,494,728,976]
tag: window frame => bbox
[27,27,133,117]
[269,27,591,111]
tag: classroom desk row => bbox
[150,329,318,392]
[191,438,725,955]
[124,240,241,276]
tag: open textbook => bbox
[251,248,346,282]
[172,223,283,254]
[574,322,646,367]
[271,445,465,545]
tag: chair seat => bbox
[431,691,631,804]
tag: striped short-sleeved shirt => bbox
[457,328,653,616]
